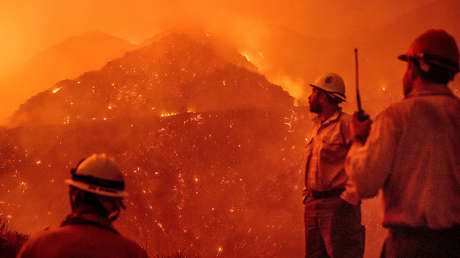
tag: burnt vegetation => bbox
[0,218,28,258]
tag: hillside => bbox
[11,32,293,126]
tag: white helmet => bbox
[65,153,128,198]
[309,73,346,101]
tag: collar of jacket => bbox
[61,213,119,234]
[406,85,454,99]
[313,108,343,128]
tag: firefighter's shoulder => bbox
[18,225,147,258]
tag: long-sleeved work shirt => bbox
[305,109,358,204]
[345,86,460,229]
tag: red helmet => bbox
[398,29,459,74]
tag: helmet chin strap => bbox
[418,59,431,73]
[108,209,120,222]
[98,197,126,222]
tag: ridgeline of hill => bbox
[11,32,293,126]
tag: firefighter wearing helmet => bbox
[347,29,460,257]
[303,73,365,257]
[17,154,148,258]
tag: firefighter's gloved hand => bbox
[351,111,372,144]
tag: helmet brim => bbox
[398,54,410,62]
[308,84,346,102]
[398,53,459,73]
[65,179,128,198]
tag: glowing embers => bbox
[18,180,28,193]
[160,108,195,118]
[241,52,251,62]
[52,87,62,94]
[160,112,177,118]
[156,222,166,233]
[217,246,223,256]
[63,116,71,125]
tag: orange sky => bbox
[0,0,434,74]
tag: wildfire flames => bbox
[52,87,62,94]
[240,52,252,62]
[0,2,458,257]
[0,32,307,257]
[160,112,177,118]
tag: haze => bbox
[1,0,458,121]
[0,0,433,68]
[0,1,459,257]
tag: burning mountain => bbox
[1,31,307,257]
[11,32,292,126]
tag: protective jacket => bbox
[17,213,148,258]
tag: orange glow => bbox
[241,52,252,62]
[52,87,62,94]
[0,0,457,123]
[271,76,304,103]
[160,112,177,118]
[0,2,458,258]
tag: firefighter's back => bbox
[17,223,147,258]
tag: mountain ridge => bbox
[10,32,293,127]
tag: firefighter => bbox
[303,73,364,258]
[17,153,148,258]
[347,29,460,257]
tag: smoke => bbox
[0,1,459,257]
[2,0,458,123]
